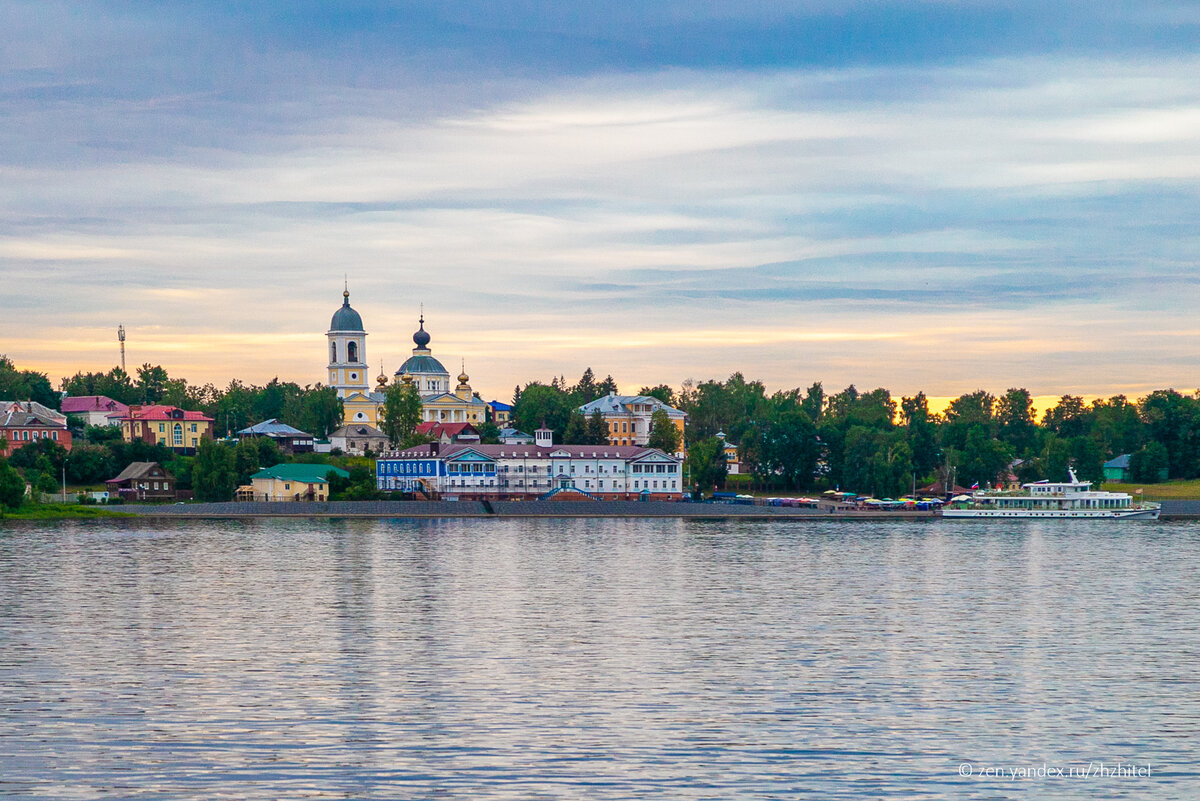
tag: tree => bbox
[192,439,238,501]
[300,385,342,437]
[0,356,58,408]
[65,445,114,485]
[749,410,819,490]
[639,385,676,406]
[0,457,25,510]
[646,408,680,453]
[900,393,940,479]
[234,438,262,485]
[686,437,728,496]
[1129,442,1169,483]
[562,412,588,445]
[136,363,170,404]
[511,383,573,441]
[571,368,599,403]
[382,381,422,446]
[585,410,610,445]
[958,424,1012,488]
[1043,395,1089,440]
[996,388,1038,457]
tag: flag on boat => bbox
[970,482,980,490]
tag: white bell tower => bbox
[327,286,369,399]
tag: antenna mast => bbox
[117,325,126,372]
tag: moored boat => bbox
[942,470,1160,520]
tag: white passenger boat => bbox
[942,470,1160,520]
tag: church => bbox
[327,288,489,430]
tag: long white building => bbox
[376,433,684,500]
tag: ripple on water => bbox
[1,517,1198,799]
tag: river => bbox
[2,517,1197,799]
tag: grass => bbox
[0,503,133,520]
[1102,479,1200,500]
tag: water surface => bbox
[2,517,1197,799]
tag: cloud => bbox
[1,17,1198,401]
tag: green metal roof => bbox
[396,354,447,375]
[251,464,350,483]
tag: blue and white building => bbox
[377,441,683,499]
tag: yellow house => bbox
[118,405,214,453]
[242,464,349,502]
[578,393,687,455]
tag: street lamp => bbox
[61,459,68,504]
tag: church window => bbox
[348,341,358,362]
[331,342,338,362]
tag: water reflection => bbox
[1,518,1197,799]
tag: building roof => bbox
[251,464,350,483]
[61,395,130,415]
[237,419,313,438]
[1104,453,1132,469]
[390,443,680,462]
[120,405,214,422]
[499,427,531,438]
[396,354,448,376]
[0,401,68,429]
[107,461,169,483]
[414,421,481,439]
[329,290,364,332]
[578,393,685,417]
[1,400,67,424]
[330,424,388,439]
[488,400,513,412]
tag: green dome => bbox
[396,354,447,376]
[329,290,364,332]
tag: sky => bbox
[2,0,1198,406]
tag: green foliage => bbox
[1129,441,1170,483]
[646,408,680,453]
[234,438,262,485]
[382,381,422,445]
[900,392,940,479]
[192,439,238,501]
[957,424,1013,488]
[995,388,1038,457]
[843,426,913,498]
[84,424,124,444]
[639,385,676,406]
[136,364,170,404]
[747,409,819,490]
[65,445,115,484]
[476,419,501,444]
[0,457,25,510]
[60,366,139,405]
[686,436,728,495]
[511,382,573,441]
[0,356,59,409]
[7,437,68,474]
[328,464,381,500]
[562,412,587,444]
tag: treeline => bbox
[512,370,1199,496]
[58,364,343,437]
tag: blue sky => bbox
[2,1,1198,404]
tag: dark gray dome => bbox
[413,315,431,349]
[330,290,364,332]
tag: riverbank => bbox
[0,504,133,521]
[107,498,1200,520]
[117,499,937,520]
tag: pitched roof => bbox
[1104,453,1132,469]
[237,418,313,437]
[107,461,168,483]
[250,464,350,483]
[414,421,480,438]
[578,393,685,417]
[488,400,513,411]
[61,395,130,415]
[121,405,214,422]
[0,401,69,429]
[330,424,387,438]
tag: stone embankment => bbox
[118,499,933,520]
